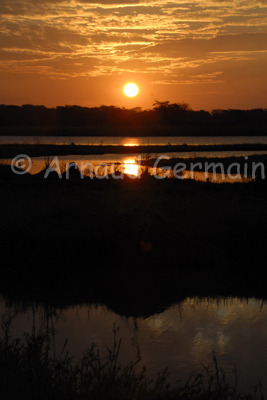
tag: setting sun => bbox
[123,83,139,98]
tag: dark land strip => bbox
[1,143,267,158]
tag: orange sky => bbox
[0,0,267,110]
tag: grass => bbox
[0,165,267,321]
[0,316,264,400]
[0,164,267,399]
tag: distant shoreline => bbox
[1,143,267,158]
[1,104,267,137]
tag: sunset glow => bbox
[123,83,139,98]
[123,141,139,147]
[0,1,266,109]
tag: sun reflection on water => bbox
[123,159,140,176]
[123,139,140,147]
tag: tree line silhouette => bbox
[1,102,267,136]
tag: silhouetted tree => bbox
[0,104,267,136]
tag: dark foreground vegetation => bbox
[1,163,267,316]
[1,103,267,136]
[0,321,264,400]
[1,163,267,399]
[0,320,263,400]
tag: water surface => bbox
[1,135,267,146]
[4,151,266,182]
[1,296,267,393]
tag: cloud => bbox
[0,0,267,107]
[78,0,143,3]
[139,33,267,57]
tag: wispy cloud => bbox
[0,0,266,107]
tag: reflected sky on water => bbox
[3,151,267,182]
[1,296,267,393]
[1,135,267,146]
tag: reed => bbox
[0,320,264,400]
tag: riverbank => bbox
[1,165,267,316]
[0,324,263,400]
[1,143,267,158]
[1,165,267,398]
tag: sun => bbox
[123,82,139,98]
